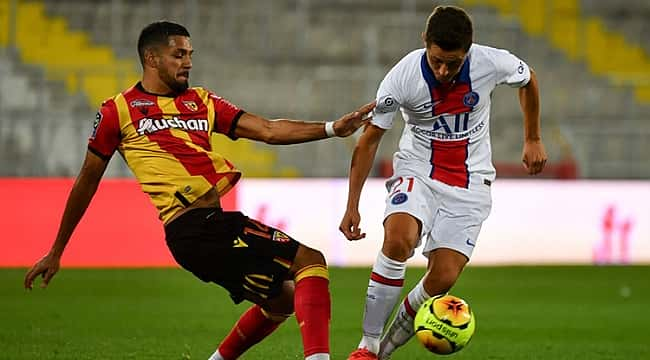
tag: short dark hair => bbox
[424,6,473,52]
[137,21,191,65]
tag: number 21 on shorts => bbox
[389,176,415,197]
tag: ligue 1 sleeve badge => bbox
[90,111,102,139]
[376,95,399,114]
[462,91,479,107]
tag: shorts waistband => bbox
[165,207,222,230]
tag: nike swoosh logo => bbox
[466,238,476,247]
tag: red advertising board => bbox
[1,178,237,267]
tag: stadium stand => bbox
[460,0,650,102]
[10,1,139,107]
[0,0,648,178]
[0,50,99,176]
[458,0,650,178]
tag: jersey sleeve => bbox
[489,48,531,88]
[88,99,120,160]
[209,93,245,140]
[372,63,405,130]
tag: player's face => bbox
[156,35,193,93]
[425,44,467,84]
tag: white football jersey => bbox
[373,44,530,188]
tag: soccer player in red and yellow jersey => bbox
[23,21,375,360]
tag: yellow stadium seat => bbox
[120,72,141,90]
[5,1,139,108]
[210,134,298,177]
[82,72,119,108]
[487,0,513,16]
[552,0,578,13]
[517,0,545,36]
[550,16,580,60]
[461,0,650,104]
[0,0,9,46]
[635,86,650,103]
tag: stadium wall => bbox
[2,178,649,267]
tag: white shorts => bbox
[383,173,492,259]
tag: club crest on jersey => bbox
[182,100,198,112]
[137,117,209,135]
[462,91,480,107]
[391,193,408,205]
[130,99,155,107]
[272,231,291,243]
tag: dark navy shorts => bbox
[165,208,300,304]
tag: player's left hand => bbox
[522,139,547,175]
[339,208,367,241]
[24,253,61,290]
[332,101,376,137]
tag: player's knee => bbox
[290,244,327,276]
[382,236,415,261]
[383,225,419,261]
[298,245,327,266]
[262,301,294,318]
[260,280,295,315]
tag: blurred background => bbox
[2,4,649,358]
[1,0,648,179]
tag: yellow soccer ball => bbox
[414,294,476,355]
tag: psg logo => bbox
[391,193,408,205]
[462,91,479,107]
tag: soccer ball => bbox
[413,294,475,355]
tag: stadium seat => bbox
[460,0,650,104]
[1,0,648,178]
[9,1,138,107]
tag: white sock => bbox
[305,353,329,360]
[379,279,431,359]
[207,349,224,360]
[357,252,407,354]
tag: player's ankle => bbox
[305,353,329,360]
[207,349,225,360]
[358,337,380,354]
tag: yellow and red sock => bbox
[294,264,331,358]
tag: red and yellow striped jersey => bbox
[88,82,242,223]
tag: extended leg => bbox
[348,213,420,359]
[379,248,467,359]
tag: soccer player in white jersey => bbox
[340,6,547,360]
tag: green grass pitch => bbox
[2,266,649,359]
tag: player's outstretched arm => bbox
[339,124,385,241]
[24,151,108,290]
[233,101,375,145]
[519,69,547,175]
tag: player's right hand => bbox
[24,253,61,290]
[332,101,375,137]
[522,139,547,175]
[339,209,366,241]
